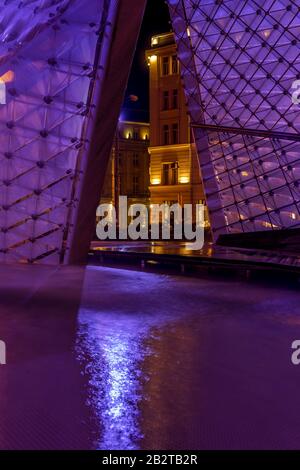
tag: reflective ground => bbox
[91,240,300,270]
[0,264,299,449]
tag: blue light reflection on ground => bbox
[75,267,177,450]
[75,265,300,450]
[76,308,151,450]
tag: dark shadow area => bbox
[1,264,300,450]
[0,265,94,449]
[123,0,171,122]
[218,228,300,254]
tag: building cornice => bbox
[148,144,193,153]
[120,120,150,127]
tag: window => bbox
[172,89,178,109]
[133,130,139,140]
[133,176,139,195]
[172,55,178,74]
[133,153,139,168]
[172,123,179,144]
[162,56,169,76]
[163,90,169,110]
[162,162,178,185]
[162,124,169,145]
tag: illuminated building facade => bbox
[100,120,150,211]
[146,33,208,224]
[167,0,300,240]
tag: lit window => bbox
[133,153,139,168]
[172,89,178,109]
[172,55,178,74]
[133,176,139,195]
[172,123,179,144]
[162,124,169,145]
[162,57,169,76]
[163,90,169,110]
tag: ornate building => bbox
[146,33,209,225]
[100,120,150,211]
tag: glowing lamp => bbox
[0,70,14,83]
[180,176,190,184]
[148,55,157,65]
[0,70,14,105]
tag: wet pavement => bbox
[0,264,299,449]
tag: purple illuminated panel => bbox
[0,0,132,264]
[167,0,300,238]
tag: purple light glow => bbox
[76,266,187,450]
[0,0,117,264]
[77,307,147,450]
[76,267,164,450]
[167,0,300,238]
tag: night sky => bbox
[122,0,171,122]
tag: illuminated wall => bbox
[100,120,150,211]
[0,0,145,264]
[167,0,300,239]
[146,34,205,212]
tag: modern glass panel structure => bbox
[1,0,300,264]
[167,0,300,239]
[0,0,146,264]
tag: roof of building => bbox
[151,32,175,48]
[120,107,149,124]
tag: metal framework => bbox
[167,0,300,239]
[1,0,299,264]
[0,0,146,264]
